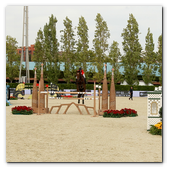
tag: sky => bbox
[5,5,162,55]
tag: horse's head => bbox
[76,69,85,91]
[76,70,81,82]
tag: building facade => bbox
[17,44,35,61]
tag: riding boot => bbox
[84,78,86,84]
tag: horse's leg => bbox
[77,83,80,104]
[78,94,80,104]
[82,78,86,104]
[82,94,84,104]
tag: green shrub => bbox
[6,102,9,106]
[24,83,33,89]
[7,83,19,88]
[149,125,162,136]
[135,85,155,91]
[86,84,95,90]
[100,84,154,91]
[103,112,110,117]
[57,84,77,90]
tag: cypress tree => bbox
[121,13,142,85]
[93,13,110,83]
[76,16,89,81]
[108,41,123,84]
[60,17,76,84]
[142,28,156,85]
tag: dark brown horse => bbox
[76,69,86,104]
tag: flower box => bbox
[61,95,73,98]
[12,112,33,115]
[12,106,33,115]
[103,108,138,118]
[9,96,18,100]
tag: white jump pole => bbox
[40,91,98,94]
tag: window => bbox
[151,102,157,115]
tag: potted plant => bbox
[12,106,33,115]
[149,122,162,136]
[9,96,18,100]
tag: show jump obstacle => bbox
[102,64,108,113]
[109,68,116,110]
[48,83,97,116]
[99,64,116,116]
[32,63,116,116]
[32,64,49,114]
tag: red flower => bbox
[12,106,33,112]
[113,111,117,114]
[46,84,49,87]
[103,108,137,117]
[67,95,73,98]
[36,83,39,87]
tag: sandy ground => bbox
[6,95,162,162]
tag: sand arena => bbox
[6,95,162,162]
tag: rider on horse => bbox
[76,67,86,104]
[76,67,86,84]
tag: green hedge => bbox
[57,84,77,90]
[6,83,20,88]
[114,85,155,91]
[7,83,155,91]
[49,84,155,91]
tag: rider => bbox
[76,67,86,84]
[80,67,85,78]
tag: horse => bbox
[76,69,86,104]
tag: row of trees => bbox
[6,35,20,83]
[6,13,162,85]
